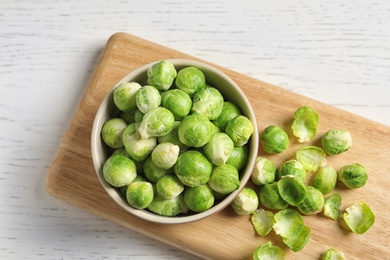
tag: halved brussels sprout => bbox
[251,209,275,236]
[175,66,206,95]
[296,146,327,172]
[122,123,156,162]
[148,193,188,216]
[203,132,234,166]
[126,181,154,209]
[138,107,175,139]
[178,112,212,148]
[147,60,177,91]
[338,163,368,189]
[253,241,286,260]
[251,157,276,186]
[102,154,137,187]
[225,115,254,146]
[323,192,342,220]
[184,184,214,213]
[311,165,337,195]
[161,89,192,120]
[260,125,289,154]
[231,187,259,215]
[213,101,242,131]
[343,201,375,234]
[322,248,346,260]
[208,164,240,194]
[278,159,306,183]
[136,85,161,114]
[113,82,142,112]
[156,175,184,200]
[277,176,307,206]
[101,118,127,149]
[191,87,224,120]
[322,129,352,155]
[291,106,319,143]
[226,145,248,171]
[151,142,180,169]
[259,182,289,211]
[297,186,324,215]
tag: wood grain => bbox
[46,32,390,260]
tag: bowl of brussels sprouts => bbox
[91,59,259,224]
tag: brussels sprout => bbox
[136,85,161,114]
[260,125,289,154]
[209,121,221,135]
[343,201,375,234]
[251,209,275,236]
[282,224,311,252]
[143,156,172,182]
[278,159,306,183]
[231,187,259,215]
[157,121,188,154]
[161,89,192,120]
[148,193,188,216]
[138,107,175,139]
[203,132,234,166]
[120,109,144,124]
[225,115,254,146]
[113,82,142,112]
[156,175,184,200]
[102,154,137,187]
[191,87,224,120]
[277,176,307,206]
[291,106,319,143]
[322,248,346,260]
[311,165,337,195]
[297,186,324,215]
[122,123,156,162]
[259,182,289,211]
[175,66,206,95]
[147,60,177,91]
[178,113,212,148]
[174,150,213,187]
[253,241,286,260]
[208,164,240,194]
[251,157,276,186]
[322,129,352,155]
[126,181,154,209]
[338,163,368,189]
[323,192,342,220]
[226,145,248,171]
[101,118,127,149]
[184,184,214,213]
[151,142,180,169]
[213,101,242,131]
[296,146,327,172]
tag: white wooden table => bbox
[1,1,389,259]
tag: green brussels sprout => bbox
[208,164,240,194]
[225,115,254,146]
[156,175,184,200]
[338,163,368,189]
[259,182,289,211]
[147,60,177,91]
[120,109,144,124]
[231,187,259,215]
[102,154,137,187]
[297,186,325,215]
[142,156,172,183]
[136,85,161,114]
[213,101,242,131]
[184,184,214,213]
[323,192,342,220]
[321,129,352,155]
[178,113,212,148]
[174,150,213,187]
[157,121,188,154]
[138,107,175,139]
[311,165,337,195]
[251,209,275,236]
[322,248,346,260]
[151,142,180,169]
[251,156,276,186]
[161,89,192,120]
[278,159,306,183]
[191,87,224,120]
[296,146,327,172]
[113,148,144,174]
[253,241,286,260]
[148,193,188,216]
[277,176,307,206]
[343,201,375,234]
[113,82,142,112]
[101,118,127,149]
[203,132,234,166]
[126,181,154,209]
[175,66,206,95]
[282,224,311,252]
[122,123,156,162]
[291,106,319,143]
[209,121,221,135]
[260,125,289,154]
[226,145,248,171]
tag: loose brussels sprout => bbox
[322,129,352,155]
[102,154,137,187]
[101,118,127,149]
[251,157,276,186]
[148,193,188,217]
[259,182,289,211]
[338,163,368,189]
[138,107,175,139]
[213,101,242,131]
[208,164,240,194]
[231,187,259,215]
[322,248,346,260]
[253,241,286,260]
[260,125,289,154]
[113,82,142,112]
[291,106,319,143]
[157,121,188,154]
[151,142,180,169]
[277,176,307,206]
[175,66,206,95]
[191,87,224,120]
[282,224,311,252]
[297,186,324,215]
[126,181,154,209]
[156,175,184,200]
[226,145,248,171]
[147,60,177,91]
[296,146,327,172]
[343,201,375,234]
[142,156,172,183]
[120,109,144,124]
[136,85,161,114]
[184,184,214,213]
[178,113,212,148]
[311,165,337,195]
[251,209,275,236]
[225,115,254,146]
[174,150,213,187]
[161,89,192,120]
[203,132,234,166]
[323,192,342,220]
[122,123,156,162]
[278,159,306,183]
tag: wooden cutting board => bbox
[46,32,390,260]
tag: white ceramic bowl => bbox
[91,59,258,224]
